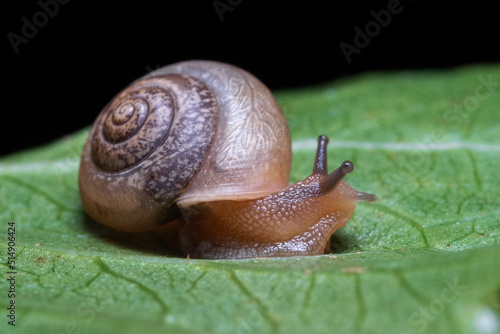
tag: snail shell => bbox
[79,60,291,232]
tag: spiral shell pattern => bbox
[79,73,218,230]
[92,86,173,172]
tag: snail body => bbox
[79,60,375,259]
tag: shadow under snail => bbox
[78,60,376,259]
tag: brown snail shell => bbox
[79,60,291,232]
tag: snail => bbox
[78,60,376,259]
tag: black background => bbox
[3,0,498,157]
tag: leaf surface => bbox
[1,64,499,334]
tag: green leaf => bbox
[1,64,499,334]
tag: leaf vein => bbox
[229,271,278,333]
[1,175,80,213]
[94,257,170,319]
[466,149,483,191]
[367,203,430,247]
